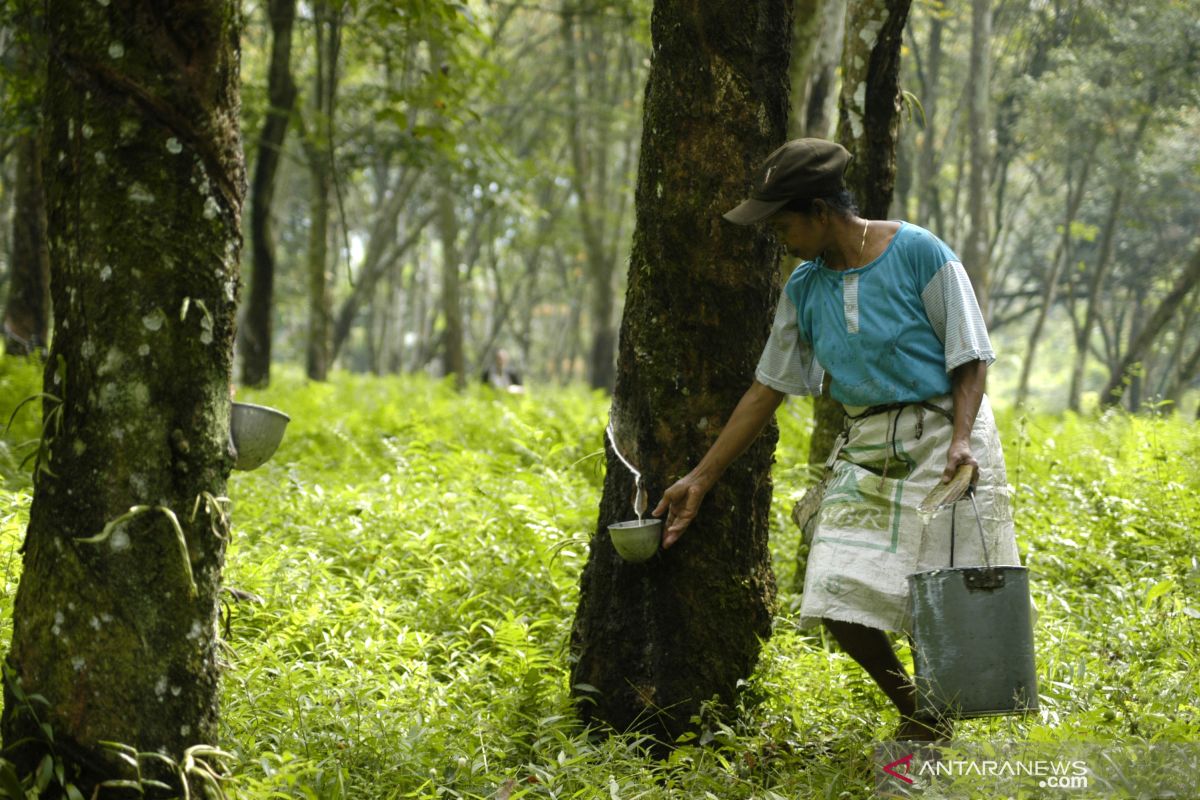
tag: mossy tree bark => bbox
[569,0,791,744]
[240,0,298,388]
[2,1,244,793]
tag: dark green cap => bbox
[723,138,852,225]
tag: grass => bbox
[1,357,1198,798]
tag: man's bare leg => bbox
[823,618,950,741]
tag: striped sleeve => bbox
[920,260,996,372]
[755,291,824,395]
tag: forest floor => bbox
[1,359,1198,799]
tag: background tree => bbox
[300,0,341,381]
[239,0,298,388]
[963,0,990,319]
[570,0,791,742]
[806,0,911,469]
[1,2,48,356]
[1,0,244,793]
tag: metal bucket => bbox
[908,492,1038,718]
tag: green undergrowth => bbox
[0,358,1198,798]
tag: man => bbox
[653,139,1021,742]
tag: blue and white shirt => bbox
[755,222,994,407]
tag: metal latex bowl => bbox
[230,401,290,471]
[608,518,662,563]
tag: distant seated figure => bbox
[481,349,524,394]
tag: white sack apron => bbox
[798,394,1019,633]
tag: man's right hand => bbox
[652,473,712,549]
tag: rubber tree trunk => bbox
[240,0,298,388]
[2,1,244,794]
[963,0,991,321]
[807,0,911,469]
[437,186,465,389]
[3,128,51,356]
[569,0,791,744]
[303,0,339,382]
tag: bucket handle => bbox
[950,487,991,569]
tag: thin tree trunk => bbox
[3,3,244,793]
[437,187,465,388]
[964,0,991,320]
[1100,245,1200,409]
[1067,185,1124,411]
[570,0,791,744]
[239,0,298,387]
[303,1,340,381]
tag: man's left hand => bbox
[942,439,978,484]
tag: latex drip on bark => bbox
[605,419,646,520]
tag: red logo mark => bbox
[883,753,915,784]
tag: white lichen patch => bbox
[109,527,130,551]
[99,346,125,376]
[203,196,220,219]
[167,137,183,154]
[100,265,112,281]
[72,657,86,672]
[81,339,95,359]
[108,42,125,59]
[129,183,155,204]
[155,676,168,697]
[138,344,150,357]
[82,124,94,139]
[187,619,204,640]
[90,616,101,630]
[98,0,111,6]
[142,309,166,331]
[200,316,214,345]
[180,725,191,736]
[170,685,182,697]
[130,473,149,497]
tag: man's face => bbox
[767,210,824,260]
